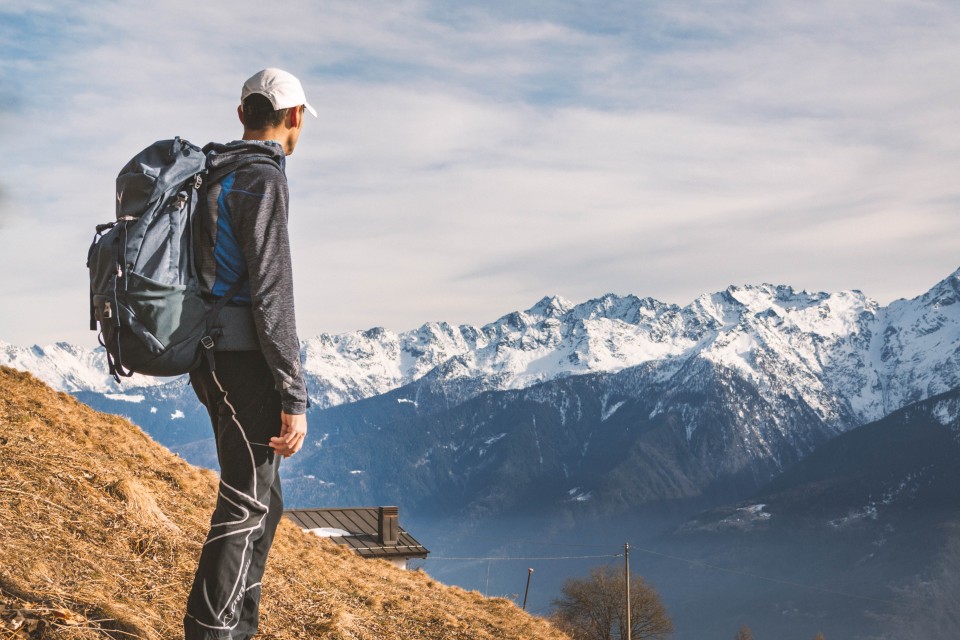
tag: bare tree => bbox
[733,625,753,640]
[551,565,673,640]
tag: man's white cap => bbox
[241,68,317,117]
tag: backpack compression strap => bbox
[199,276,249,373]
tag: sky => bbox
[2,0,959,347]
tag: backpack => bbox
[87,137,243,381]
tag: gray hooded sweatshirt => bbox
[194,140,307,415]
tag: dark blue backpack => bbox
[87,137,242,380]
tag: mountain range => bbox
[650,383,960,639]
[6,268,960,638]
[7,268,960,515]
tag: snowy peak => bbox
[870,269,960,414]
[567,293,642,323]
[902,267,960,306]
[525,295,574,318]
[302,321,481,407]
[295,270,960,428]
[6,268,960,430]
[0,341,165,393]
[296,292,702,407]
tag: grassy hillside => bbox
[0,366,568,640]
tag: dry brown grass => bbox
[0,367,569,640]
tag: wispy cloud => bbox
[1,0,958,346]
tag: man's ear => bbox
[287,105,302,130]
[237,105,246,126]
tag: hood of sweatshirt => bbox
[203,139,286,179]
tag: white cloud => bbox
[1,0,959,346]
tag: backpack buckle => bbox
[200,335,215,350]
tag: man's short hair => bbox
[242,93,290,130]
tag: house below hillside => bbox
[284,506,429,570]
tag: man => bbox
[184,68,314,640]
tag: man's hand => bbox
[270,411,307,458]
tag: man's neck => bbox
[243,128,291,155]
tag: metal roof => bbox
[284,508,430,560]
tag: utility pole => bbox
[625,543,631,640]
[522,568,534,610]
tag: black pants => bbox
[184,351,284,640]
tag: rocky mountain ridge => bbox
[7,268,960,426]
[5,268,960,517]
[651,386,960,640]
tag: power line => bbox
[427,553,623,561]
[426,542,909,609]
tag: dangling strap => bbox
[99,331,134,383]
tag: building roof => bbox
[284,507,429,560]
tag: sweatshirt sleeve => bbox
[228,162,308,414]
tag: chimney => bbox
[378,506,399,546]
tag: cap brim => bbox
[305,101,318,118]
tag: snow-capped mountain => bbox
[8,268,960,423]
[0,341,168,393]
[303,267,960,427]
[6,268,960,514]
